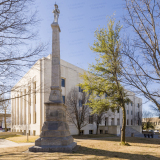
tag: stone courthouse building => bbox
[11,55,142,136]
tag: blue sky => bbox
[32,0,154,114]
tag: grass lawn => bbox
[6,135,39,143]
[73,133,116,139]
[0,132,39,143]
[0,137,160,159]
[0,133,115,143]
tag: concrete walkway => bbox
[0,139,34,148]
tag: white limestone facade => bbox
[11,55,142,136]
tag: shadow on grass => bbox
[0,145,159,160]
[73,145,159,160]
[94,137,160,146]
[74,136,160,146]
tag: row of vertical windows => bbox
[79,100,82,107]
[79,86,83,92]
[126,102,140,108]
[127,110,133,115]
[61,78,65,87]
[62,96,65,104]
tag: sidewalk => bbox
[0,139,34,148]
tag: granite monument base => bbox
[29,102,77,152]
[29,142,77,152]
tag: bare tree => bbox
[122,0,160,111]
[0,95,10,131]
[66,87,90,135]
[93,111,105,134]
[0,0,46,102]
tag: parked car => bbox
[143,130,155,138]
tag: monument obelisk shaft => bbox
[29,4,77,152]
[49,7,62,103]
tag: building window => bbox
[80,130,84,135]
[127,119,129,125]
[79,86,83,92]
[127,110,129,114]
[33,130,36,136]
[127,102,129,105]
[89,115,93,124]
[62,96,65,104]
[34,82,36,104]
[111,118,114,125]
[117,107,119,113]
[79,100,82,107]
[105,130,108,134]
[137,103,139,108]
[131,120,133,125]
[61,78,65,87]
[131,111,133,115]
[105,117,108,126]
[100,130,103,134]
[138,112,139,118]
[89,130,93,134]
[117,118,120,125]
[131,102,133,106]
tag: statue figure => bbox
[52,3,60,23]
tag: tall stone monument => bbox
[29,4,77,152]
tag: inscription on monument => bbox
[48,123,58,130]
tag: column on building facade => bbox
[20,91,22,125]
[23,89,26,125]
[28,85,31,125]
[33,81,36,124]
[11,96,14,128]
[25,87,29,134]
[17,93,19,125]
[14,94,16,126]
[108,117,111,126]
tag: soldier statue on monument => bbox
[52,3,60,23]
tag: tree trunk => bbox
[121,107,126,144]
[96,123,99,134]
[4,108,7,132]
[78,126,81,136]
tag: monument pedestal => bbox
[29,102,77,152]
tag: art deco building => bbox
[11,54,142,136]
